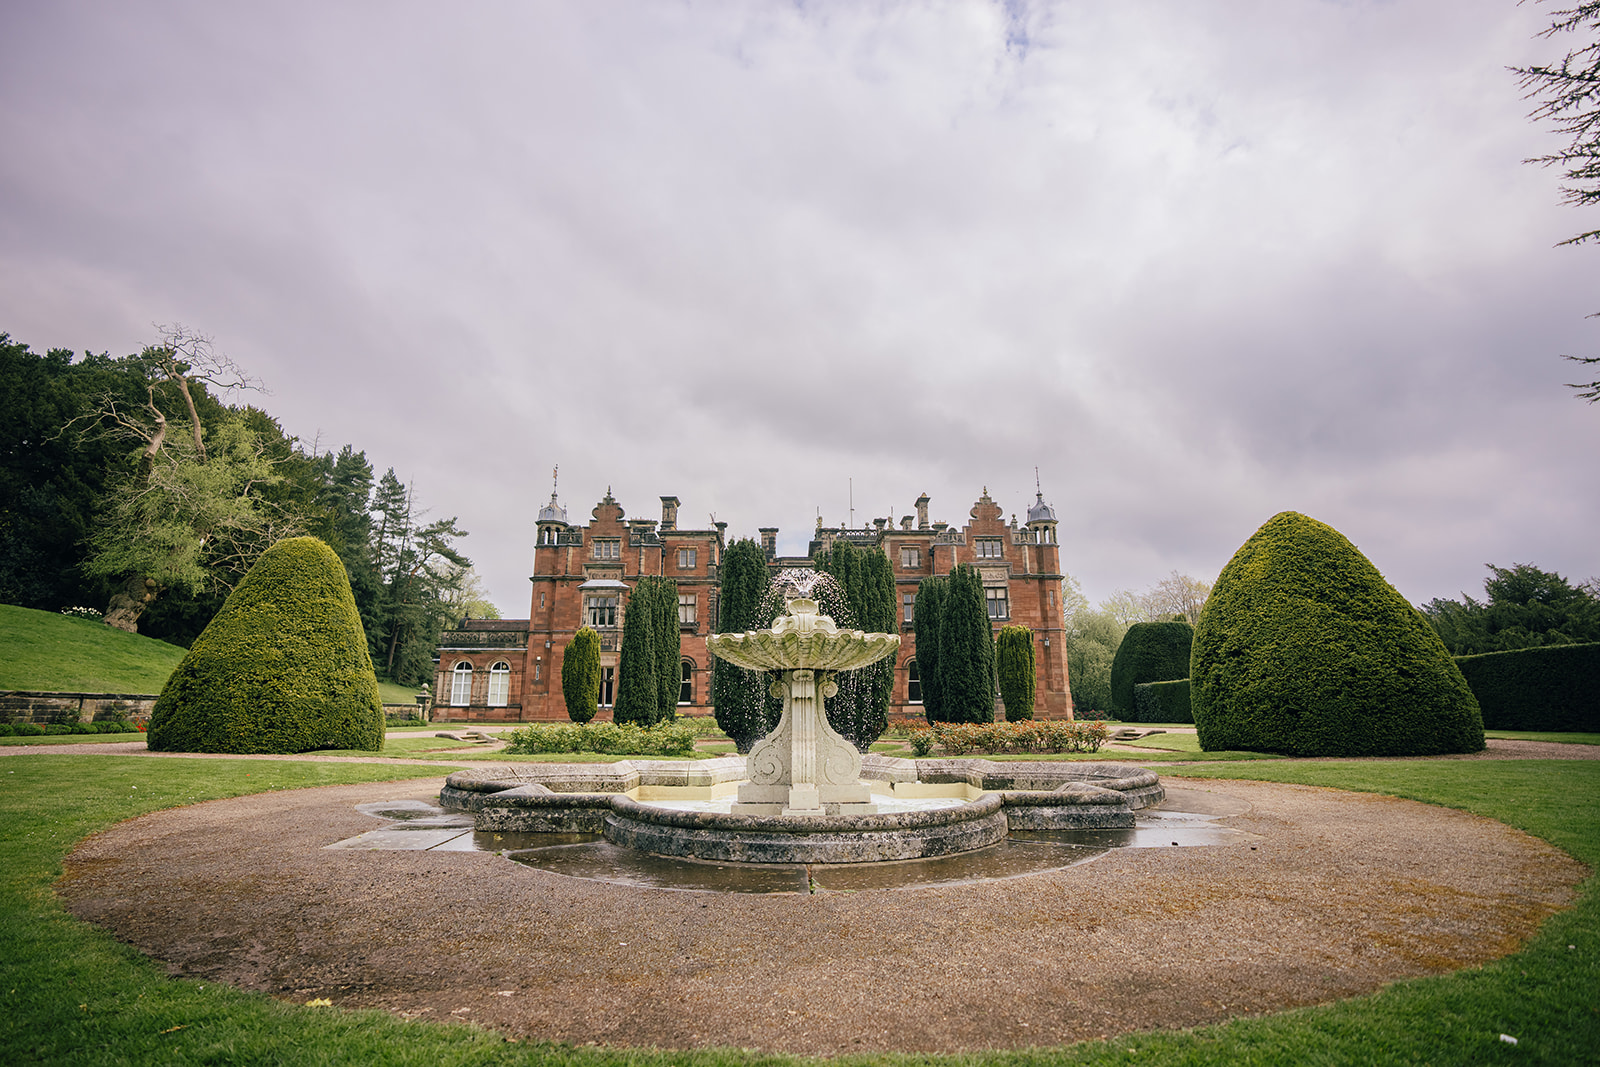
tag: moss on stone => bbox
[146,536,384,753]
[1192,512,1484,757]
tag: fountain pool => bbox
[439,593,1163,865]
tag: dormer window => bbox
[593,538,620,560]
[975,537,1004,559]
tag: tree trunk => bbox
[103,576,159,633]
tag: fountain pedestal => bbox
[732,668,876,815]
[707,597,899,817]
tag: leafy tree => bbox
[562,626,602,723]
[1062,606,1125,715]
[1193,512,1483,757]
[1421,563,1600,654]
[1099,572,1212,626]
[85,411,302,632]
[44,327,302,633]
[437,564,501,626]
[712,538,772,750]
[938,563,996,724]
[912,575,947,723]
[995,624,1035,721]
[613,578,662,726]
[1513,2,1600,400]
[147,536,383,753]
[813,540,896,749]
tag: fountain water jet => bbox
[707,596,897,815]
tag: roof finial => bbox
[1035,466,1041,495]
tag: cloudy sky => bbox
[3,0,1596,616]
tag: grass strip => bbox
[1485,730,1600,746]
[2,755,1595,1064]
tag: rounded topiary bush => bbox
[1109,620,1193,719]
[1192,512,1484,757]
[147,536,384,754]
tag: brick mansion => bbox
[431,485,1073,722]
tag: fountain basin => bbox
[440,755,1162,862]
[606,792,1007,864]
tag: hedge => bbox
[1133,678,1193,724]
[147,536,384,754]
[1192,511,1484,757]
[1110,620,1193,718]
[1454,642,1600,732]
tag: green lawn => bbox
[3,753,1596,1064]
[0,603,432,709]
[0,605,186,694]
[1118,732,1204,752]
[1486,730,1600,746]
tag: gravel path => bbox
[57,774,1586,1056]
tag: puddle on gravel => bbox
[328,794,1257,892]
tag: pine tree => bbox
[712,538,771,750]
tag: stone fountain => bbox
[439,589,1163,866]
[710,596,897,816]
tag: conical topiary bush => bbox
[1192,512,1484,757]
[147,536,384,753]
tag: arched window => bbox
[450,661,473,706]
[487,661,511,707]
[907,659,922,704]
[679,659,694,705]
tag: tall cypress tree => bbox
[913,576,947,723]
[562,626,602,723]
[996,624,1036,722]
[646,575,681,721]
[712,538,771,750]
[814,541,897,749]
[612,580,658,726]
[941,564,996,723]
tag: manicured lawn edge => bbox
[2,755,1595,1064]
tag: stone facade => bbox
[433,485,1072,723]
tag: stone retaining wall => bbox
[0,691,157,725]
[2,692,424,727]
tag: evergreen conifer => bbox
[1193,511,1485,756]
[147,536,383,753]
[711,538,771,750]
[913,576,947,722]
[939,564,996,724]
[996,624,1036,721]
[562,625,602,723]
